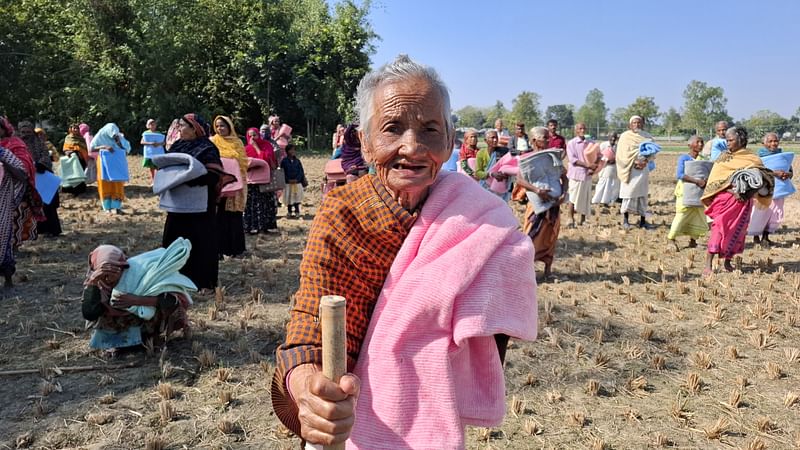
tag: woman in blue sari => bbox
[90,123,130,214]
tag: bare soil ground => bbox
[1,152,799,449]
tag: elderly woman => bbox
[82,239,194,354]
[162,114,223,290]
[90,123,130,214]
[475,129,510,200]
[458,128,479,178]
[617,115,655,230]
[667,136,708,250]
[18,121,62,237]
[515,126,567,279]
[747,132,793,245]
[210,116,248,257]
[702,127,773,275]
[271,55,537,448]
[592,132,620,207]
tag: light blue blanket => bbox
[59,154,86,187]
[35,171,61,204]
[112,238,197,320]
[761,152,795,199]
[91,123,131,182]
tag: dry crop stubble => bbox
[0,152,798,448]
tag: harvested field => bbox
[1,151,799,449]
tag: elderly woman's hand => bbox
[290,363,361,446]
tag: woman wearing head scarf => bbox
[90,123,130,214]
[18,120,61,236]
[243,127,278,234]
[162,113,223,290]
[79,123,97,184]
[61,123,89,195]
[210,115,248,257]
[0,116,43,249]
[141,118,165,182]
[82,240,194,355]
[34,127,60,161]
[458,128,479,178]
[0,145,29,288]
[702,127,774,275]
[340,123,367,183]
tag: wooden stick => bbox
[320,295,347,450]
[0,362,139,376]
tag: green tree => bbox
[509,91,541,131]
[484,100,508,128]
[575,88,608,130]
[680,80,731,135]
[544,104,574,129]
[741,110,790,141]
[663,107,682,140]
[454,106,486,129]
[625,96,659,128]
[609,107,630,132]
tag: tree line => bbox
[0,0,375,147]
[455,81,800,141]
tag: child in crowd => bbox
[280,144,307,218]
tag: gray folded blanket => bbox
[518,150,564,214]
[152,153,209,213]
[682,160,713,207]
[730,168,774,201]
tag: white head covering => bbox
[629,115,643,124]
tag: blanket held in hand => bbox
[761,152,795,199]
[349,171,538,449]
[112,237,197,320]
[152,153,208,213]
[682,160,713,207]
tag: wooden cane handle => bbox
[320,295,347,450]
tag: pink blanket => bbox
[349,171,538,449]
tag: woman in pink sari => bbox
[701,127,773,275]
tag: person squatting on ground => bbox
[271,54,537,448]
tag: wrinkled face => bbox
[495,119,503,130]
[215,119,231,137]
[465,133,478,147]
[726,134,741,152]
[630,118,643,131]
[764,134,779,151]
[533,132,549,150]
[575,124,586,138]
[716,122,727,138]
[689,138,704,155]
[485,130,498,149]
[547,122,557,134]
[178,119,197,140]
[360,77,452,199]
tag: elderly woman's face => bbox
[361,77,452,197]
[765,134,779,151]
[485,131,498,149]
[689,138,704,154]
[533,134,548,149]
[726,134,742,151]
[178,119,197,140]
[215,119,231,137]
[465,133,478,147]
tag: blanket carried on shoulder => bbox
[349,171,537,449]
[518,149,563,214]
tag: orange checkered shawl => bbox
[271,174,416,435]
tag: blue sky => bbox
[364,0,799,121]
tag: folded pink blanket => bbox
[349,171,538,449]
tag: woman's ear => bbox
[358,129,374,164]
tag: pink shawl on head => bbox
[349,171,538,449]
[85,245,129,292]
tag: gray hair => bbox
[716,120,729,128]
[725,126,748,148]
[355,54,453,139]
[687,135,703,146]
[762,132,779,144]
[530,126,548,141]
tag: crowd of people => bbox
[1,52,795,448]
